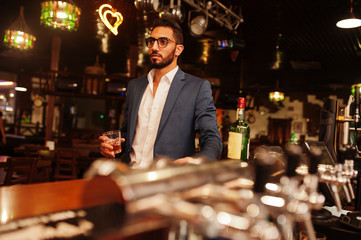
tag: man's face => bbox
[148,26,178,69]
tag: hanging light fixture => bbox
[337,0,361,28]
[134,0,163,12]
[159,6,185,22]
[189,15,207,36]
[3,6,36,50]
[187,1,211,37]
[269,91,285,103]
[159,0,184,22]
[40,0,81,31]
[269,80,285,103]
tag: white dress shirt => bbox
[130,66,179,169]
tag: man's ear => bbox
[175,44,184,57]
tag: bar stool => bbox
[53,148,78,181]
[3,157,38,186]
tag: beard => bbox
[150,47,176,69]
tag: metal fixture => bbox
[159,0,185,22]
[183,0,243,33]
[134,0,163,12]
[188,13,208,36]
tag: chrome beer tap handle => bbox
[344,160,356,199]
[319,165,344,211]
[335,163,352,203]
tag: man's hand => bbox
[99,135,125,158]
[173,156,193,165]
[173,156,208,165]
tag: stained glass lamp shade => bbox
[3,6,36,50]
[269,91,285,102]
[40,0,81,31]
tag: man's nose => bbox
[151,40,160,50]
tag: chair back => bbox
[53,147,78,181]
[24,144,48,157]
[4,157,37,185]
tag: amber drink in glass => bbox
[102,130,122,155]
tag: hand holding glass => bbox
[102,130,122,155]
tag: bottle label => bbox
[228,132,244,160]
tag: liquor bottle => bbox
[227,97,250,161]
[289,131,298,144]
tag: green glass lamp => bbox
[40,0,81,31]
[269,91,285,102]
[3,6,36,50]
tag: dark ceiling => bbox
[1,0,361,100]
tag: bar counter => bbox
[0,177,170,240]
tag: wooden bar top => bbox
[0,177,169,240]
[0,176,124,223]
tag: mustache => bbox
[150,51,162,57]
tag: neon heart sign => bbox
[98,4,123,35]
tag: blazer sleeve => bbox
[119,80,131,160]
[194,80,222,160]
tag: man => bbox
[100,18,222,169]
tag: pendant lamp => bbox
[3,6,36,50]
[336,0,361,29]
[40,0,81,31]
[269,80,285,103]
[269,91,285,103]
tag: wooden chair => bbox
[53,148,78,181]
[24,144,48,157]
[33,154,53,183]
[23,144,53,183]
[3,157,38,186]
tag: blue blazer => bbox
[120,69,222,163]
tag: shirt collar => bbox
[147,66,179,84]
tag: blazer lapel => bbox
[129,77,148,145]
[157,69,185,135]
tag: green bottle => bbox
[289,131,298,144]
[227,97,250,161]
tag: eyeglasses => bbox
[145,37,178,48]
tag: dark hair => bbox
[152,18,184,45]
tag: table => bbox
[0,156,9,166]
[0,177,169,239]
[0,156,9,184]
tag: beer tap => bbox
[260,144,302,240]
[302,146,325,210]
[318,164,345,211]
[339,164,353,204]
[85,158,281,239]
[337,95,354,146]
[354,86,360,126]
[344,146,357,200]
[345,160,358,199]
[335,146,352,203]
[263,144,323,240]
[283,144,317,240]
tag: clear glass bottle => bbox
[227,97,250,161]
